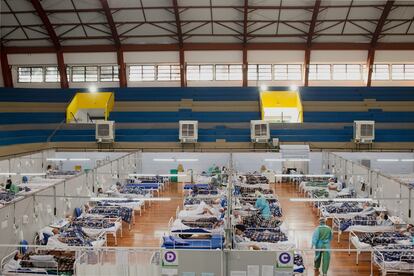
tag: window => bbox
[247,65,258,80]
[371,64,389,80]
[128,65,156,81]
[186,65,214,81]
[215,64,242,81]
[157,65,180,81]
[274,64,302,80]
[72,66,98,82]
[258,64,272,80]
[332,64,361,80]
[17,67,43,83]
[309,64,331,80]
[100,65,119,82]
[392,64,414,80]
[44,66,60,82]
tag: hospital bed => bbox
[349,230,412,264]
[45,227,107,248]
[373,244,414,275]
[168,217,224,236]
[71,216,123,245]
[92,198,145,215]
[161,234,224,249]
[86,205,135,230]
[176,204,220,221]
[1,250,76,276]
[333,214,396,243]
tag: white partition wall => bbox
[326,152,413,224]
[141,152,230,175]
[0,149,141,260]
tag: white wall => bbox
[3,50,414,88]
[141,152,230,175]
[53,151,127,171]
[334,152,414,175]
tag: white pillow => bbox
[29,255,54,262]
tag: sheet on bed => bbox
[374,244,414,271]
[91,205,133,223]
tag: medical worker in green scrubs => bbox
[312,218,333,276]
[254,191,271,219]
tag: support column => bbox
[303,48,311,87]
[242,47,248,87]
[179,48,186,87]
[117,48,127,88]
[1,47,13,87]
[57,50,68,88]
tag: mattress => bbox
[184,183,210,190]
[345,225,394,233]
[236,183,270,190]
[350,236,371,250]
[126,183,161,189]
[235,240,295,251]
[82,221,121,237]
[46,236,105,248]
[100,200,144,210]
[171,219,223,234]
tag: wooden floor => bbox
[107,182,390,276]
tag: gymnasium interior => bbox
[0,0,414,275]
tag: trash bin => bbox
[170,169,178,182]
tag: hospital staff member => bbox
[312,218,333,276]
[5,179,19,194]
[254,191,271,219]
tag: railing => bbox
[0,244,413,276]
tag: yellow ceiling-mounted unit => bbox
[260,90,303,123]
[66,92,114,123]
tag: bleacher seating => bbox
[1,87,414,146]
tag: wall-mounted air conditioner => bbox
[354,120,375,144]
[250,120,270,143]
[96,120,115,143]
[272,138,280,148]
[179,120,198,143]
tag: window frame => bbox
[71,66,98,82]
[332,64,362,81]
[17,66,44,83]
[371,64,390,81]
[309,64,331,81]
[99,65,119,82]
[391,64,414,81]
[274,64,302,81]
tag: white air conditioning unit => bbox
[251,120,270,143]
[354,120,375,144]
[272,138,280,147]
[96,120,115,143]
[179,120,198,143]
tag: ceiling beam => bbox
[99,0,121,46]
[1,46,13,87]
[30,0,68,89]
[242,0,248,87]
[30,0,60,49]
[172,0,183,47]
[304,0,321,87]
[172,0,186,87]
[99,0,126,87]
[5,42,414,54]
[366,0,395,87]
[4,4,414,14]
